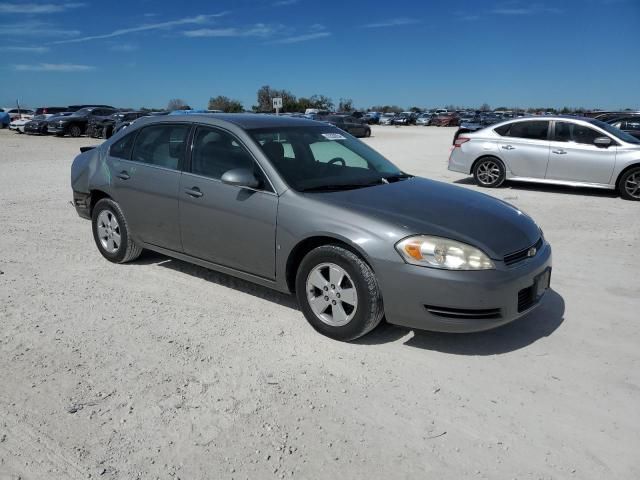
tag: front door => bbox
[179,126,278,279]
[546,121,617,184]
[108,123,190,251]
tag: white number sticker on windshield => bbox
[321,133,347,141]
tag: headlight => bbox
[395,235,495,270]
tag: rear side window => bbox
[109,132,136,160]
[554,122,601,145]
[131,124,190,170]
[498,121,549,140]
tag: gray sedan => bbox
[448,116,640,200]
[71,114,551,341]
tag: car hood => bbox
[316,177,540,259]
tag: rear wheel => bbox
[92,198,143,263]
[364,128,371,137]
[473,156,506,188]
[619,167,640,201]
[295,245,384,341]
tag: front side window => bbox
[191,127,271,190]
[554,122,601,145]
[499,121,549,140]
[110,131,136,159]
[251,126,403,192]
[131,124,189,170]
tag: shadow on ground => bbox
[134,251,565,355]
[453,177,618,199]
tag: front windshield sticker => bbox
[321,133,347,141]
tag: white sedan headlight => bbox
[395,235,495,270]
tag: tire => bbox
[618,166,640,201]
[91,198,143,263]
[473,156,506,188]
[364,128,371,138]
[295,245,384,341]
[69,124,82,137]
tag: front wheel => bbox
[92,198,143,263]
[473,156,506,188]
[69,124,82,137]
[619,167,640,201]
[295,245,384,341]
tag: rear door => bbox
[108,123,190,251]
[494,120,551,178]
[545,121,617,184]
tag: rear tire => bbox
[473,156,506,188]
[618,166,640,201]
[92,198,143,263]
[364,128,371,137]
[295,245,384,341]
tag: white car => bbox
[9,118,30,133]
[448,116,640,201]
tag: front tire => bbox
[295,245,384,341]
[618,167,640,201]
[92,198,143,263]
[69,124,82,137]
[473,156,506,188]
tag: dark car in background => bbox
[607,116,640,140]
[392,112,417,125]
[431,112,460,127]
[24,112,73,135]
[89,111,147,139]
[48,106,118,137]
[322,115,371,137]
[364,112,380,124]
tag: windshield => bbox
[250,126,405,192]
[74,108,92,116]
[588,119,640,144]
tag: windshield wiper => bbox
[382,173,413,183]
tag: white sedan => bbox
[448,116,640,201]
[9,118,30,133]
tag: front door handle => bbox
[501,145,515,150]
[552,149,567,155]
[184,187,203,198]
[116,171,130,180]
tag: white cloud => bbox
[13,63,95,72]
[184,24,280,38]
[0,2,85,14]
[273,0,299,5]
[270,31,331,44]
[0,21,80,36]
[0,45,49,53]
[54,12,229,44]
[361,18,420,28]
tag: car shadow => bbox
[453,177,618,198]
[134,251,299,310]
[132,252,564,355]
[356,289,565,355]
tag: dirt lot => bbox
[1,126,638,480]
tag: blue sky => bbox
[0,0,638,110]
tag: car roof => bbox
[133,113,324,130]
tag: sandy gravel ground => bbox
[0,126,638,480]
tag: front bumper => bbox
[47,124,67,134]
[377,241,552,332]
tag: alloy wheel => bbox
[306,263,358,327]
[624,171,640,199]
[477,160,502,185]
[96,210,121,253]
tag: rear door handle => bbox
[501,145,515,150]
[116,171,130,180]
[184,187,203,198]
[552,149,567,155]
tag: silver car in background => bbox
[448,116,640,200]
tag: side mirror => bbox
[221,168,260,189]
[594,136,612,148]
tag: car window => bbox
[191,127,272,191]
[554,122,601,145]
[500,121,549,140]
[310,140,368,168]
[109,131,137,160]
[626,119,640,130]
[131,124,189,170]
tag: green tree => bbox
[208,96,244,113]
[167,99,190,111]
[338,98,354,112]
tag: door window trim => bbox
[550,121,619,147]
[186,124,277,195]
[121,122,193,171]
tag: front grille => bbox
[517,285,535,313]
[425,305,501,319]
[504,237,543,266]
